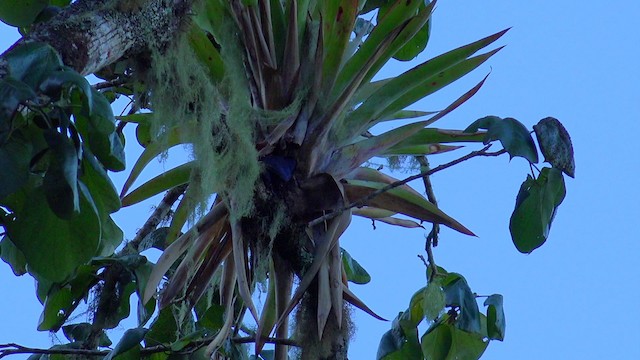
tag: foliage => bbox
[0,1,574,359]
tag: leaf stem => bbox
[310,144,505,226]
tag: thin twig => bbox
[232,336,300,347]
[416,156,440,278]
[309,144,506,226]
[416,156,440,247]
[93,77,129,90]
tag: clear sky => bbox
[1,1,639,359]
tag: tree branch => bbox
[0,336,299,359]
[310,144,507,226]
[128,183,188,252]
[0,0,194,77]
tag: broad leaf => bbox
[421,321,488,360]
[377,312,423,360]
[39,70,92,109]
[0,129,32,199]
[38,264,97,330]
[509,167,566,253]
[442,273,481,334]
[104,328,148,360]
[0,0,48,27]
[465,116,539,163]
[43,130,80,219]
[0,236,27,276]
[145,308,178,346]
[121,162,193,207]
[4,42,63,89]
[0,77,37,126]
[4,181,101,282]
[392,6,431,61]
[341,248,371,284]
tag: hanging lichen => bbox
[148,24,260,221]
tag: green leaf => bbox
[0,236,27,276]
[80,151,121,213]
[43,130,80,219]
[4,42,63,89]
[484,294,505,341]
[344,178,475,236]
[120,125,186,196]
[465,116,539,163]
[104,282,136,329]
[509,167,566,253]
[406,287,426,326]
[334,0,424,100]
[420,321,452,360]
[146,308,178,346]
[329,120,428,178]
[39,70,92,107]
[38,264,99,330]
[0,0,48,27]
[0,129,32,199]
[138,227,171,252]
[341,248,371,284]
[442,273,481,334]
[104,328,148,360]
[198,303,225,331]
[421,321,488,360]
[5,180,101,282]
[0,77,37,124]
[188,25,224,83]
[533,117,575,178]
[38,286,73,330]
[62,322,110,346]
[121,162,193,207]
[393,14,430,61]
[75,89,123,171]
[377,312,423,360]
[340,29,507,139]
[170,329,208,352]
[321,1,358,87]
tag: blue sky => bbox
[1,1,639,359]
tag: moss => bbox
[148,24,260,221]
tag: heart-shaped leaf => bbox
[465,116,538,163]
[509,167,566,253]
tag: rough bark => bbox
[0,0,193,77]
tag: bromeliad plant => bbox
[0,0,574,359]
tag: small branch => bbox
[416,156,440,247]
[415,156,440,279]
[425,234,438,280]
[93,77,130,90]
[232,336,300,347]
[0,335,300,359]
[0,343,108,358]
[310,144,505,226]
[128,183,188,252]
